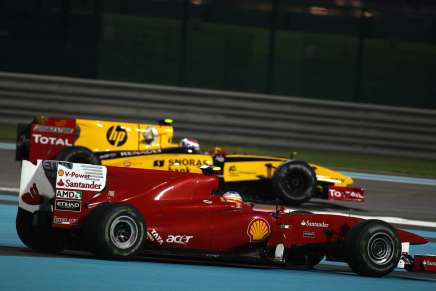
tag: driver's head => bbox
[222,191,243,203]
[180,137,200,153]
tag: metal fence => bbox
[0,71,435,159]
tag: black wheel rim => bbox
[283,169,310,199]
[109,216,139,250]
[367,232,394,265]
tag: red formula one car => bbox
[16,160,436,277]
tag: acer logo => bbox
[21,183,42,205]
[166,235,194,245]
[33,134,72,146]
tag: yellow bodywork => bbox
[75,119,178,152]
[103,153,213,174]
[73,118,353,187]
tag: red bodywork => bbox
[49,166,425,253]
[27,117,76,161]
[410,255,436,272]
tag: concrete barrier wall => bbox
[0,71,435,159]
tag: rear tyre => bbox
[345,220,401,277]
[83,203,145,260]
[272,160,316,205]
[56,147,100,164]
[16,208,65,253]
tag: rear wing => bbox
[19,160,107,214]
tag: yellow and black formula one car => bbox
[16,116,364,205]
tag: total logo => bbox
[33,134,72,146]
[329,189,364,200]
[300,220,329,228]
[166,235,194,245]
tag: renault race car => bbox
[16,160,435,277]
[15,116,364,205]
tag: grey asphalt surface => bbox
[1,149,435,222]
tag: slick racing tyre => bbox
[345,220,401,277]
[272,160,316,205]
[83,203,145,260]
[56,147,100,164]
[16,208,65,253]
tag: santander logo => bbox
[300,220,329,228]
[57,179,65,187]
[56,164,107,192]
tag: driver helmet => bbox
[180,137,200,153]
[222,191,243,203]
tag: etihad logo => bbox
[106,125,127,147]
[247,218,270,241]
[55,199,81,212]
[300,220,329,228]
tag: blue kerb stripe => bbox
[342,171,436,186]
[0,143,15,150]
[404,229,436,239]
[0,195,17,202]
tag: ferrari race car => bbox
[17,160,435,277]
[15,116,364,205]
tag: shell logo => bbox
[247,218,270,241]
[57,169,64,177]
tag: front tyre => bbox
[345,220,401,277]
[16,208,65,253]
[271,160,316,205]
[83,203,145,260]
